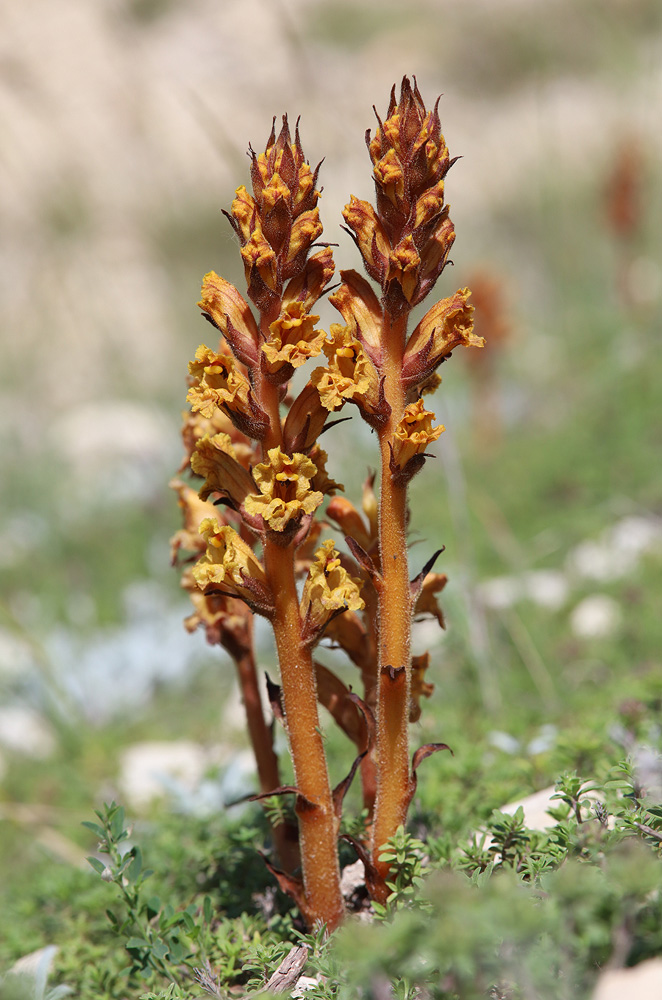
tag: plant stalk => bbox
[372,311,413,893]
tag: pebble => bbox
[570,595,622,639]
[0,706,56,758]
[592,957,662,1000]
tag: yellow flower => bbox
[329,269,382,365]
[392,399,444,469]
[169,478,221,563]
[243,448,323,531]
[187,345,251,421]
[311,324,379,412]
[190,433,256,506]
[402,287,483,390]
[197,271,261,367]
[300,539,365,635]
[262,302,326,376]
[307,445,344,497]
[193,518,267,601]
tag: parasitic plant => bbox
[172,77,483,929]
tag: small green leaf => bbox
[150,939,168,960]
[87,856,107,875]
[126,936,149,950]
[126,846,142,884]
[82,820,106,839]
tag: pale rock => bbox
[0,627,35,678]
[521,570,569,610]
[567,540,629,582]
[291,976,319,998]
[488,730,521,755]
[499,786,558,831]
[477,575,522,610]
[570,595,622,639]
[118,740,219,810]
[592,957,662,1000]
[0,706,56,758]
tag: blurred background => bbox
[1,0,661,958]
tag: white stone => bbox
[291,976,319,998]
[610,515,662,559]
[0,627,34,678]
[0,706,56,758]
[592,958,662,1000]
[118,740,213,810]
[521,570,569,610]
[477,575,522,610]
[566,540,629,583]
[499,785,557,830]
[488,730,521,755]
[570,595,622,639]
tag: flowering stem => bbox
[256,311,344,929]
[233,636,299,872]
[263,538,344,929]
[372,310,412,894]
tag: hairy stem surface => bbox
[372,311,413,893]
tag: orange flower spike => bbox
[227,116,325,314]
[354,77,461,316]
[243,447,323,532]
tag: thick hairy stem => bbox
[264,539,345,929]
[372,311,412,896]
[256,313,344,929]
[234,636,300,873]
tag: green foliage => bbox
[84,802,198,986]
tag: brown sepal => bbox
[414,571,448,628]
[261,351,295,387]
[410,547,445,601]
[340,835,388,904]
[358,375,391,431]
[226,390,271,441]
[283,381,328,452]
[388,442,432,487]
[345,535,382,587]
[401,328,437,392]
[405,742,453,812]
[265,672,285,722]
[258,852,310,922]
[201,579,273,620]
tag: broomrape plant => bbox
[171,77,483,930]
